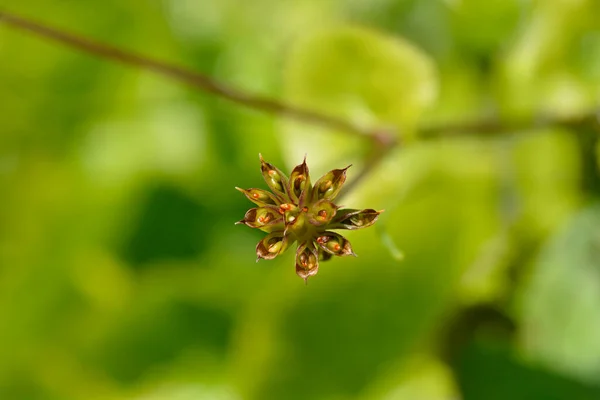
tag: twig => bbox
[340,130,398,198]
[0,10,377,140]
[419,110,600,139]
[2,10,598,195]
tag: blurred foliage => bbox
[1,0,600,399]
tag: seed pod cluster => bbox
[236,154,382,283]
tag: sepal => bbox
[315,231,356,256]
[256,232,291,261]
[312,165,350,201]
[235,187,280,207]
[289,156,312,205]
[307,199,338,226]
[329,208,382,230]
[260,154,290,200]
[236,206,284,232]
[295,242,319,283]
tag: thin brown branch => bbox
[0,10,377,140]
[340,130,398,198]
[342,110,599,195]
[2,10,598,197]
[419,110,600,139]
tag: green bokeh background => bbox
[1,1,600,399]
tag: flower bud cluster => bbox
[236,155,382,282]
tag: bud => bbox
[236,206,284,232]
[315,231,356,256]
[330,208,382,230]
[260,154,289,199]
[312,165,350,201]
[235,187,279,207]
[307,199,338,226]
[256,232,290,261]
[289,156,312,204]
[295,242,319,282]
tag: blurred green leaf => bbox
[517,204,600,384]
[359,355,458,400]
[511,129,581,237]
[121,184,211,268]
[457,340,600,400]
[89,300,232,383]
[1,2,600,400]
[450,0,522,58]
[281,25,437,172]
[497,0,600,117]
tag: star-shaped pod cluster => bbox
[236,155,382,282]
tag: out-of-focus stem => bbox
[2,10,598,196]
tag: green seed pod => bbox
[256,232,290,261]
[236,206,283,232]
[329,208,382,230]
[312,165,350,201]
[295,242,319,282]
[289,156,312,204]
[307,199,338,226]
[235,187,280,207]
[315,231,356,256]
[260,154,290,199]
